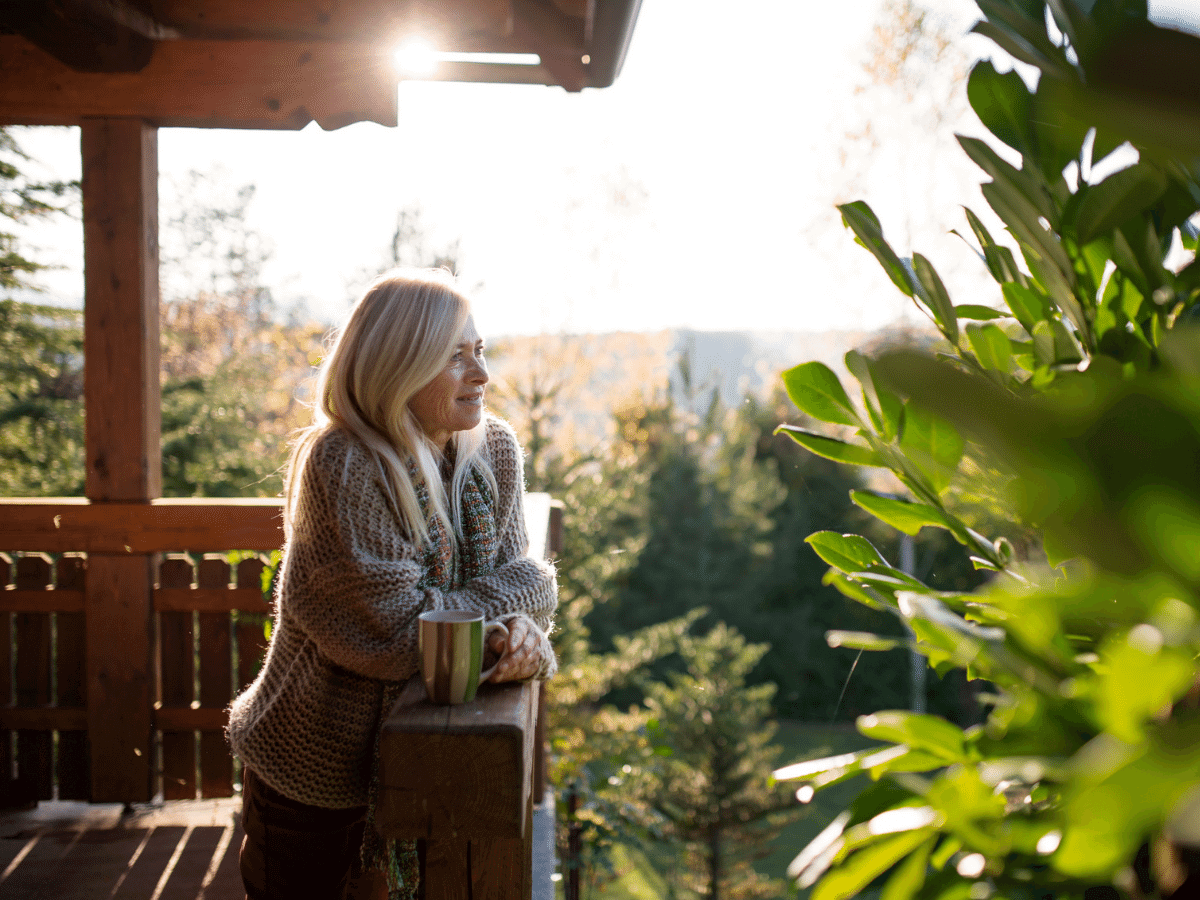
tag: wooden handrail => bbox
[376,678,539,899]
[0,497,285,553]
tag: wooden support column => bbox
[81,118,160,802]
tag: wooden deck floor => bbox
[0,799,244,900]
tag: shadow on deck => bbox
[0,799,244,900]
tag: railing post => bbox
[376,679,539,899]
[80,117,160,802]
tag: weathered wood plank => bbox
[81,117,161,501]
[85,553,155,802]
[0,35,397,130]
[0,590,86,613]
[14,555,53,802]
[159,558,197,801]
[55,556,90,800]
[378,679,537,841]
[0,498,285,553]
[154,587,270,614]
[0,552,16,806]
[197,558,234,797]
[0,708,89,730]
[235,558,270,692]
[154,707,228,732]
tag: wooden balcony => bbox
[0,493,563,898]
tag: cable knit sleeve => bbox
[281,422,556,683]
[440,418,559,678]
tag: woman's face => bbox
[409,315,488,447]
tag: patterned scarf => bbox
[361,457,498,898]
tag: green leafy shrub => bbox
[775,1,1200,897]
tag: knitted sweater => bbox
[227,416,558,809]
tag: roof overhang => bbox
[0,0,642,130]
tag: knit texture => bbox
[227,415,558,810]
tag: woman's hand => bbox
[487,616,545,682]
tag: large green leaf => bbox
[838,201,916,297]
[1091,628,1196,742]
[777,425,882,467]
[966,322,1014,374]
[899,404,964,495]
[1002,281,1052,334]
[850,490,950,536]
[954,304,1008,321]
[879,834,933,900]
[846,349,903,441]
[812,829,935,900]
[826,630,906,652]
[974,0,1075,79]
[967,59,1033,156]
[963,206,1026,286]
[782,362,861,427]
[959,135,1055,223]
[1074,162,1169,245]
[912,254,959,344]
[807,530,890,573]
[823,570,889,610]
[857,711,969,761]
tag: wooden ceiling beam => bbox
[0,35,397,130]
[149,0,518,43]
[0,0,177,72]
[509,0,587,92]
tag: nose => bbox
[467,354,488,385]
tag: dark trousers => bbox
[239,767,374,900]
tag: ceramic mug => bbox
[418,610,509,704]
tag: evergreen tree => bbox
[0,299,84,495]
[0,128,82,495]
[637,623,798,900]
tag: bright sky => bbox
[15,0,1197,338]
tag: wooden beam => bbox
[86,552,155,801]
[0,707,90,731]
[154,587,271,614]
[0,35,398,130]
[0,0,169,73]
[0,590,86,613]
[80,117,157,802]
[154,707,229,732]
[0,498,284,553]
[378,679,537,841]
[151,0,516,42]
[82,118,161,501]
[510,0,587,92]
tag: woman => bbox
[227,268,557,900]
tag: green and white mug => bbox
[418,610,509,704]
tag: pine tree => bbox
[637,623,798,900]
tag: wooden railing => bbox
[1,494,560,817]
[0,498,284,806]
[377,679,541,899]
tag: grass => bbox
[584,720,882,900]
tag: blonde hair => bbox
[285,268,495,548]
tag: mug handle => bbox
[479,621,510,683]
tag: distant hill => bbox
[486,324,934,452]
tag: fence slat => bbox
[235,558,269,693]
[158,557,196,801]
[0,554,17,808]
[55,555,89,800]
[14,555,53,801]
[197,557,233,797]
